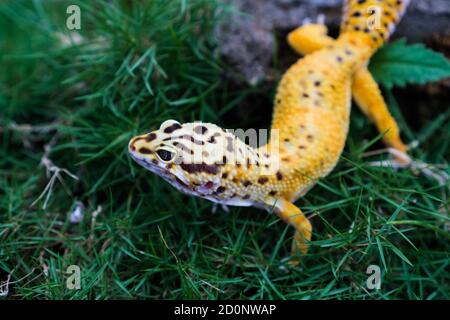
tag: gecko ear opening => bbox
[160,119,181,132]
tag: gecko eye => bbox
[156,147,176,163]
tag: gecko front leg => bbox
[287,16,334,56]
[274,199,312,266]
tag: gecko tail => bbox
[339,0,410,51]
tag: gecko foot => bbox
[278,255,302,272]
[302,13,326,26]
[365,148,449,187]
[211,203,230,214]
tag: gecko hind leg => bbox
[287,14,334,56]
[275,199,312,266]
[352,67,409,159]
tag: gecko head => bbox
[128,120,237,198]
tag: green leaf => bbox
[369,38,450,88]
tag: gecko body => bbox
[129,0,411,263]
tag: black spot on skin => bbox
[243,195,250,200]
[282,157,290,162]
[216,186,226,194]
[222,156,227,164]
[258,177,268,185]
[232,178,239,183]
[336,56,343,63]
[226,137,234,152]
[164,123,182,134]
[139,147,152,154]
[194,126,208,135]
[302,93,309,98]
[269,191,277,196]
[208,133,220,143]
[132,136,148,145]
[173,142,193,155]
[276,171,283,181]
[188,136,205,145]
[151,159,158,165]
[243,180,252,187]
[314,81,321,87]
[246,158,252,169]
[180,163,219,175]
[299,145,306,150]
[146,133,157,142]
[364,28,370,33]
[166,134,204,145]
[354,26,361,31]
[357,0,366,4]
[345,49,353,56]
[352,11,361,17]
[130,145,136,151]
[307,135,314,142]
[222,172,228,179]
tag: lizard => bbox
[128,0,412,265]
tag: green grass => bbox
[0,0,449,300]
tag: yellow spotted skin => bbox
[129,0,411,265]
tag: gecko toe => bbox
[302,14,326,26]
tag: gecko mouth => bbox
[129,151,199,196]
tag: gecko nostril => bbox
[129,140,137,152]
